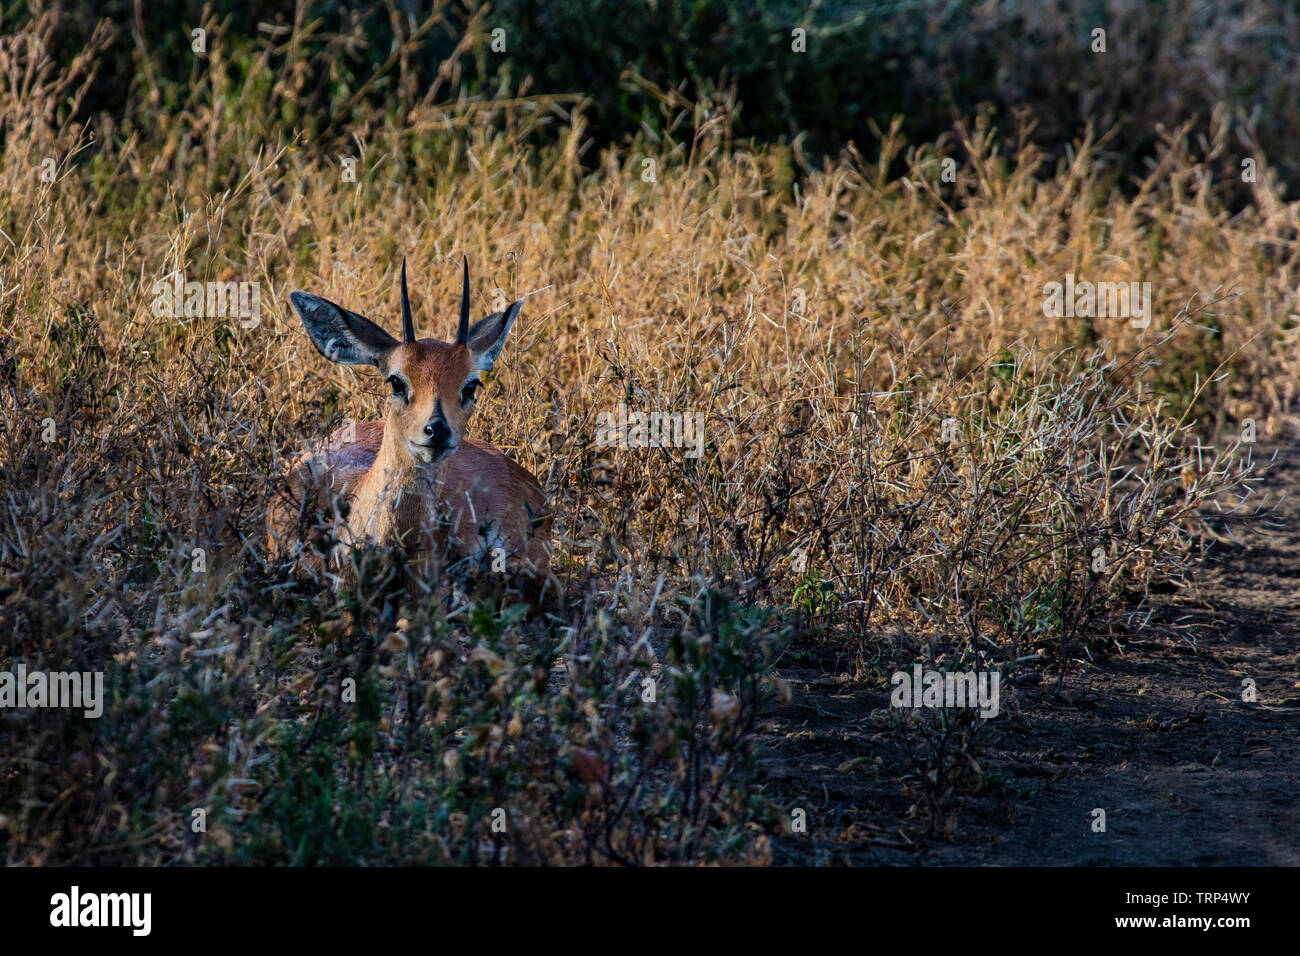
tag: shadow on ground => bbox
[761,440,1300,865]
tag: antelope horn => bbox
[400,257,416,344]
[456,256,470,346]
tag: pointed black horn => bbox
[401,257,416,344]
[456,256,470,346]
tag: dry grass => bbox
[1,11,1296,864]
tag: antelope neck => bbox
[350,425,450,545]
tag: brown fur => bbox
[268,338,556,607]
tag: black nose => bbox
[424,419,452,445]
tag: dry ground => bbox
[762,440,1300,866]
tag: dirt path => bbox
[762,441,1300,865]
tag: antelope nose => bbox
[424,419,452,445]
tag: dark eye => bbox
[461,380,479,405]
[388,375,408,401]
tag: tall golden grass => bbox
[0,11,1294,863]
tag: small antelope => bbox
[269,259,555,607]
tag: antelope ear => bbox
[467,299,524,371]
[289,291,398,367]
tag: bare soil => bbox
[761,441,1300,866]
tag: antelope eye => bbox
[388,375,408,401]
[461,380,479,405]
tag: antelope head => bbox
[289,258,524,467]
